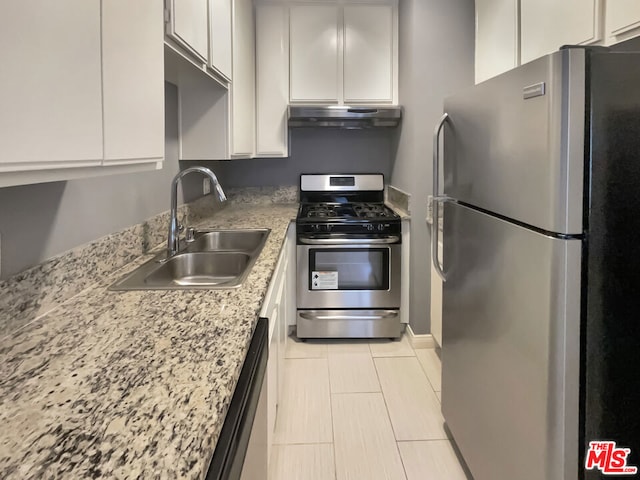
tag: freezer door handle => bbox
[432,113,449,281]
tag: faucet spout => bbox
[168,166,226,256]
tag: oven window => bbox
[309,248,389,290]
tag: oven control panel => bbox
[297,222,401,235]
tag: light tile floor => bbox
[270,335,472,480]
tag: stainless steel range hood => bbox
[288,105,402,128]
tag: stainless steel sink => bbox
[185,229,269,253]
[110,229,270,290]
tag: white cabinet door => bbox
[290,5,340,103]
[0,0,103,171]
[260,229,291,468]
[267,306,278,465]
[102,0,164,165]
[343,5,394,103]
[230,0,255,157]
[521,0,602,64]
[209,0,233,80]
[168,0,209,61]
[256,5,289,157]
[606,0,640,44]
[475,0,519,84]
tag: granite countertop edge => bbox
[385,201,411,220]
[0,202,298,480]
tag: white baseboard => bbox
[406,324,437,349]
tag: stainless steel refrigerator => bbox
[431,46,640,480]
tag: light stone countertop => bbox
[0,203,297,480]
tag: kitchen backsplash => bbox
[0,186,297,339]
[225,185,298,204]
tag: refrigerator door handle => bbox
[432,113,449,281]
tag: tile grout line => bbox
[330,390,382,396]
[328,355,339,480]
[414,348,441,394]
[396,439,451,444]
[371,355,410,480]
[272,441,334,446]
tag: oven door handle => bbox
[299,310,399,321]
[298,235,400,245]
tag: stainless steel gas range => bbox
[296,174,402,339]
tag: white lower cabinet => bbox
[259,223,294,467]
[266,307,279,464]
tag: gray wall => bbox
[391,0,475,334]
[197,128,396,188]
[0,83,186,280]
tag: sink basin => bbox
[110,229,270,290]
[186,229,269,253]
[146,252,250,287]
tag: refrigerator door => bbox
[583,50,640,478]
[441,202,581,480]
[443,48,586,235]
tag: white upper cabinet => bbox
[209,0,233,79]
[605,0,640,44]
[103,0,164,164]
[254,1,398,158]
[0,0,103,172]
[290,5,340,103]
[230,0,256,157]
[177,0,255,160]
[165,0,232,83]
[343,5,395,103]
[520,0,602,64]
[288,2,398,105]
[475,0,519,84]
[167,0,209,61]
[256,4,290,157]
[0,0,163,187]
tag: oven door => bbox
[297,237,401,309]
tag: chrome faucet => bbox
[167,166,227,256]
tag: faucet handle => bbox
[185,227,196,242]
[178,213,188,232]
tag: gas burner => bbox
[307,206,338,218]
[353,203,383,218]
[353,203,394,219]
